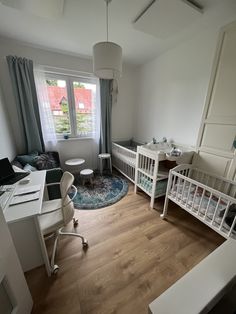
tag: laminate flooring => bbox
[25,182,224,314]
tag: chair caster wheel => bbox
[160,214,166,219]
[73,218,79,227]
[52,265,59,274]
[82,241,88,249]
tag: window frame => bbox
[45,72,98,139]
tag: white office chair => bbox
[38,171,88,274]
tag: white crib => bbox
[161,164,236,239]
[112,141,138,183]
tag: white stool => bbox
[98,153,112,176]
[80,169,94,186]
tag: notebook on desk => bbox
[14,184,41,196]
[9,191,40,206]
[0,158,29,185]
[0,186,15,210]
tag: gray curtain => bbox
[7,55,45,153]
[99,79,113,154]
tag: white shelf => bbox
[137,166,169,181]
[137,183,167,199]
[156,171,169,180]
[137,168,154,179]
[137,184,152,197]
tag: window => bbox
[45,73,98,138]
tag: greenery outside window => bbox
[45,73,98,138]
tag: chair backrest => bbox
[60,171,75,225]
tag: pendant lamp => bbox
[93,0,122,79]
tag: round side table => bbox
[65,158,85,178]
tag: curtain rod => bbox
[36,64,95,78]
[4,56,97,79]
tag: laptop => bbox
[0,158,29,185]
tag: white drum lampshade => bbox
[93,41,122,79]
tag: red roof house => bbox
[47,86,92,113]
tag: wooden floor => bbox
[25,182,224,314]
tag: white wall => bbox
[134,28,220,146]
[112,69,137,141]
[0,86,16,160]
[0,37,136,168]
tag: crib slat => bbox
[204,192,213,219]
[184,169,188,177]
[152,159,154,176]
[194,170,198,181]
[225,182,231,195]
[197,188,206,216]
[181,177,187,203]
[171,174,177,194]
[212,177,217,190]
[195,169,199,181]
[176,176,181,200]
[205,175,210,187]
[220,201,231,230]
[211,197,221,225]
[186,182,193,207]
[191,185,198,212]
[228,216,236,237]
[200,172,204,183]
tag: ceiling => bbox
[0,0,236,65]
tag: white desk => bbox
[4,171,51,276]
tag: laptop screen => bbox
[0,158,15,182]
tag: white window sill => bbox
[57,137,94,142]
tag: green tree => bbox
[46,79,58,86]
[73,82,85,88]
[61,100,69,114]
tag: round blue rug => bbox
[73,175,128,209]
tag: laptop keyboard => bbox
[0,186,15,211]
[1,172,29,185]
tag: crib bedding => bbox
[115,140,141,151]
[170,182,236,235]
[123,146,137,152]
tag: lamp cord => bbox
[106,0,109,42]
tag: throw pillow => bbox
[12,165,26,173]
[16,151,38,167]
[23,163,37,172]
[35,153,58,170]
[11,160,24,169]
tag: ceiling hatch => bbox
[0,0,64,18]
[133,0,203,39]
